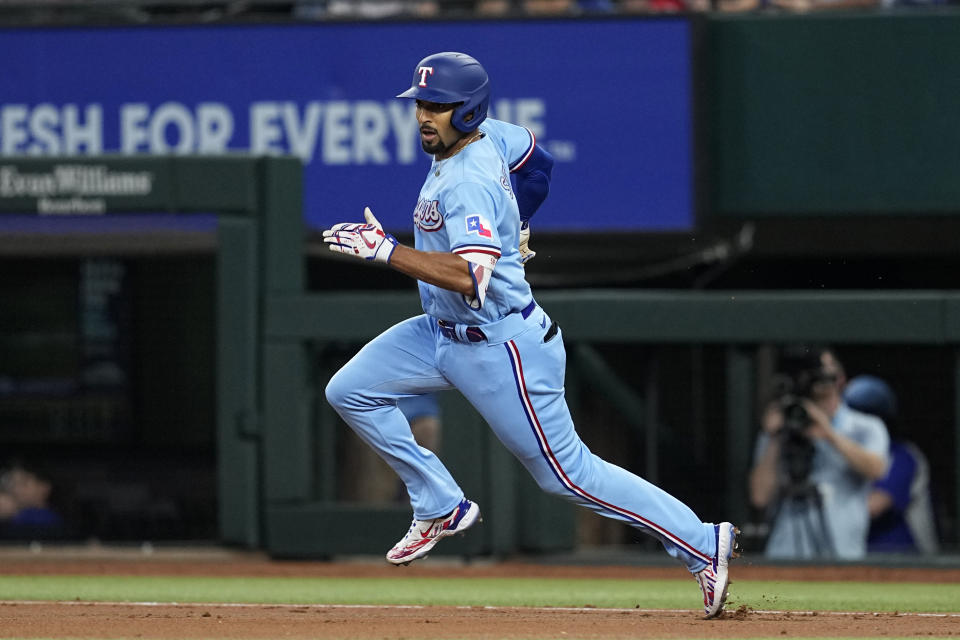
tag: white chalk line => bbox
[1,600,958,618]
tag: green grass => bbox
[0,575,958,613]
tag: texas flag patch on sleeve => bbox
[465,214,493,239]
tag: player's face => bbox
[416,100,461,156]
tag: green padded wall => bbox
[707,12,960,216]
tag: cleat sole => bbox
[731,527,742,558]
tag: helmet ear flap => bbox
[451,92,489,133]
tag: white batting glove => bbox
[323,207,398,264]
[518,221,536,266]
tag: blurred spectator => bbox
[0,491,17,521]
[577,0,615,10]
[520,0,615,12]
[881,0,950,6]
[395,393,442,500]
[619,0,709,13]
[763,0,948,11]
[0,463,66,538]
[399,393,442,455]
[294,0,438,20]
[769,0,877,12]
[713,0,765,11]
[843,375,940,554]
[618,0,651,10]
[749,346,890,559]
[522,0,576,13]
[475,0,513,14]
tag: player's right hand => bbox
[518,221,536,266]
[323,207,398,264]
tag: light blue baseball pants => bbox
[325,306,718,572]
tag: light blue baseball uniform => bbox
[396,119,534,430]
[325,120,719,572]
[480,118,538,173]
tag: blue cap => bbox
[843,374,897,420]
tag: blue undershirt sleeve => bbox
[511,144,554,224]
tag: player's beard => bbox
[420,134,450,155]
[420,128,462,156]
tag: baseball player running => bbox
[323,52,739,618]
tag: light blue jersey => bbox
[413,131,532,325]
[479,118,536,172]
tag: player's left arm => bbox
[504,126,553,264]
[511,141,554,224]
[484,120,554,223]
[513,144,553,265]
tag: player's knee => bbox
[538,477,570,498]
[325,368,384,413]
[324,371,353,411]
[526,455,591,500]
[526,467,569,498]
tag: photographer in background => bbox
[749,346,890,559]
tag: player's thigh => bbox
[327,315,450,401]
[441,326,573,461]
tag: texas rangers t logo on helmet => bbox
[417,66,434,87]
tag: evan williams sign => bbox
[0,164,154,214]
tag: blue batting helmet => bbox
[396,52,490,133]
[843,374,898,421]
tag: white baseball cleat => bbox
[386,498,481,566]
[695,522,741,619]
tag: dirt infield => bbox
[1,552,958,638]
[3,601,958,639]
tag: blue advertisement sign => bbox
[0,19,693,232]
